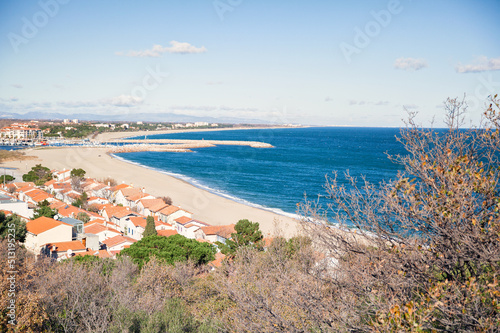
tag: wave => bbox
[111,153,302,220]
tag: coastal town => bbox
[0,164,244,266]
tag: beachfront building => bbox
[158,205,192,225]
[194,224,236,244]
[52,169,71,181]
[25,217,73,254]
[174,216,210,239]
[136,198,167,216]
[0,122,43,141]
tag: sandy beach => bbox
[2,129,302,238]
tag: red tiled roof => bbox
[200,224,235,239]
[26,217,70,235]
[110,184,131,192]
[129,216,147,228]
[102,235,136,248]
[84,223,121,235]
[157,229,178,237]
[159,205,180,215]
[174,216,192,225]
[209,252,226,268]
[138,198,167,211]
[46,240,86,252]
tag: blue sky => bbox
[0,0,499,126]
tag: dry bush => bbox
[100,177,117,187]
[300,96,500,332]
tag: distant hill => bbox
[0,111,276,125]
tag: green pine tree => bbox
[143,216,157,238]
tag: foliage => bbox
[70,168,86,179]
[160,196,173,205]
[22,164,52,186]
[76,212,90,223]
[217,219,263,256]
[113,298,218,333]
[0,213,26,243]
[143,216,157,237]
[300,96,500,331]
[72,192,88,208]
[120,234,216,269]
[100,177,117,187]
[0,175,15,183]
[33,199,57,219]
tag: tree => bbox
[0,213,26,242]
[76,212,90,223]
[300,96,500,331]
[217,219,263,256]
[33,199,57,219]
[22,164,52,186]
[143,216,157,237]
[0,175,15,183]
[70,168,86,179]
[120,234,216,269]
[160,196,172,205]
[72,192,88,208]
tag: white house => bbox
[25,217,73,254]
[136,198,167,216]
[0,193,33,218]
[174,216,210,239]
[158,205,192,225]
[52,169,71,181]
[194,224,236,244]
[84,223,122,243]
[102,235,136,254]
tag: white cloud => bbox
[325,96,333,102]
[456,56,500,73]
[107,94,144,107]
[11,84,23,88]
[394,57,428,71]
[117,41,207,57]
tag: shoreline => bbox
[110,152,302,221]
[1,127,304,237]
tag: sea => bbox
[114,127,407,220]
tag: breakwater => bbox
[105,139,274,150]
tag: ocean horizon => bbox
[116,127,408,220]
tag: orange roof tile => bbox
[200,224,235,239]
[174,216,192,225]
[129,216,147,228]
[157,229,178,237]
[110,184,131,192]
[84,223,121,235]
[159,205,180,215]
[138,198,167,210]
[119,187,142,198]
[46,240,86,252]
[127,192,153,202]
[102,235,136,248]
[26,217,70,235]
